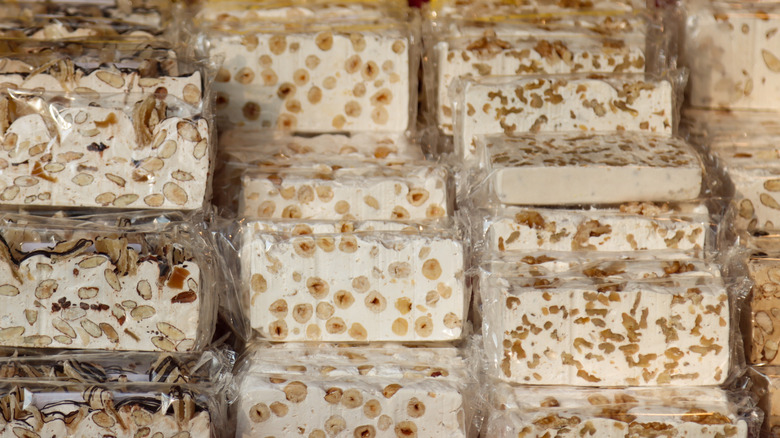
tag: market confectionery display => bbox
[0,0,778,437]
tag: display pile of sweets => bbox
[0,0,779,436]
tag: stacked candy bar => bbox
[429,0,763,433]
[0,2,227,436]
[198,1,471,436]
[683,2,780,433]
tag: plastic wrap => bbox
[481,273,735,386]
[478,203,714,255]
[221,160,451,222]
[451,71,684,162]
[684,0,780,111]
[237,219,467,342]
[428,0,645,20]
[424,10,673,137]
[748,365,780,436]
[197,1,419,134]
[683,109,780,139]
[745,255,780,366]
[463,132,704,206]
[0,213,218,352]
[485,385,761,437]
[0,47,215,211]
[0,380,221,437]
[234,343,473,438]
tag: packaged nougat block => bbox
[746,257,780,365]
[239,162,449,221]
[433,21,647,133]
[484,204,711,254]
[432,0,643,20]
[0,382,214,437]
[453,73,675,161]
[482,275,731,386]
[685,1,780,110]
[0,49,212,210]
[478,132,703,205]
[235,344,470,437]
[198,1,417,134]
[485,385,753,437]
[0,216,215,352]
[240,221,465,342]
[750,365,780,436]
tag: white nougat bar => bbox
[208,25,411,133]
[241,222,465,342]
[435,32,646,133]
[487,207,709,253]
[0,238,202,352]
[236,346,468,438]
[482,133,702,205]
[455,75,673,161]
[685,5,780,110]
[240,164,448,221]
[487,386,749,437]
[0,102,210,210]
[747,258,780,365]
[485,278,731,386]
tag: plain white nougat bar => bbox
[482,133,702,205]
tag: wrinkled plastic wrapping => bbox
[424,10,675,138]
[485,385,761,437]
[196,1,420,135]
[451,71,685,162]
[0,213,219,352]
[460,132,705,206]
[219,160,451,222]
[745,255,780,367]
[684,0,780,111]
[481,273,736,386]
[0,0,175,30]
[234,343,474,438]
[0,47,215,211]
[237,219,467,342]
[0,379,222,437]
[683,109,780,139]
[475,204,714,256]
[748,365,780,436]
[428,0,646,20]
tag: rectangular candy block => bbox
[454,74,674,161]
[0,228,206,352]
[486,385,750,437]
[481,132,702,205]
[747,258,780,365]
[435,32,646,133]
[685,4,780,110]
[204,13,414,133]
[486,206,710,253]
[483,277,731,386]
[241,221,465,342]
[240,163,448,221]
[235,344,468,438]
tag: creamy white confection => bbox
[0,71,202,102]
[487,206,710,253]
[483,277,731,386]
[746,258,780,365]
[0,240,202,352]
[487,385,749,437]
[481,133,702,205]
[219,131,424,161]
[241,222,465,342]
[0,390,210,437]
[435,0,642,19]
[0,104,210,210]
[685,4,780,110]
[207,24,411,133]
[454,75,674,161]
[236,345,468,438]
[246,220,449,235]
[240,163,448,221]
[435,32,646,133]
